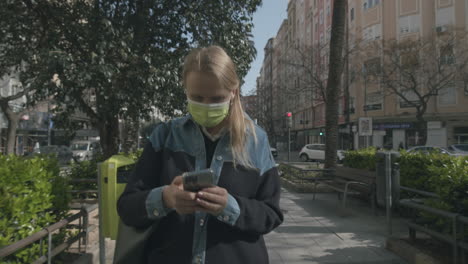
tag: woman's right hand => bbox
[162,176,202,215]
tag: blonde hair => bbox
[182,46,257,169]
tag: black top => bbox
[201,131,220,168]
[117,118,283,264]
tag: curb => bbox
[280,177,333,193]
[386,237,443,264]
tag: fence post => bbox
[47,232,52,264]
[385,152,392,236]
[97,162,106,264]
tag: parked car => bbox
[299,144,345,162]
[270,147,278,158]
[70,140,101,161]
[447,144,468,155]
[406,146,460,156]
[28,145,74,165]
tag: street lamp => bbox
[362,65,369,148]
[286,112,292,161]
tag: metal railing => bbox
[0,204,97,264]
[69,178,99,204]
[398,186,467,264]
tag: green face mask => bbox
[187,98,230,128]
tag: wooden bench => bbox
[318,167,376,214]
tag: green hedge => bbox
[0,155,71,264]
[343,147,378,170]
[343,149,468,239]
[67,150,143,198]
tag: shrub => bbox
[343,147,378,170]
[398,151,454,192]
[67,153,106,199]
[343,149,467,238]
[0,155,71,263]
[67,150,143,199]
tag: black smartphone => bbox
[182,169,215,192]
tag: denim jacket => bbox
[117,114,283,264]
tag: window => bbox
[436,7,454,29]
[438,85,457,105]
[350,8,355,21]
[320,10,324,24]
[327,5,331,16]
[364,92,383,111]
[363,0,379,10]
[454,127,468,144]
[363,24,381,41]
[364,58,381,75]
[399,15,420,34]
[440,45,455,65]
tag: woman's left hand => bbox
[196,186,228,216]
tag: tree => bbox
[373,31,468,145]
[25,0,261,158]
[324,0,347,168]
[0,1,56,155]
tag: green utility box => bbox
[99,155,135,240]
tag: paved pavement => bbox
[264,189,408,264]
[72,188,408,264]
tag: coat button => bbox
[216,156,222,161]
[152,209,159,217]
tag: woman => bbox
[117,45,283,264]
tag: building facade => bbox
[256,0,468,151]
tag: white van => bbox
[70,140,101,161]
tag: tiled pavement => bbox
[264,189,408,264]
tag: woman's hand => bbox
[195,187,228,216]
[162,176,203,215]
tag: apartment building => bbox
[348,0,468,149]
[256,0,468,151]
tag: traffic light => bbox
[286,112,292,128]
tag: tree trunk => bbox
[0,101,20,155]
[97,116,120,160]
[324,0,347,169]
[415,114,427,146]
[121,117,139,154]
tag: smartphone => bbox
[182,169,215,192]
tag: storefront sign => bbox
[373,123,413,130]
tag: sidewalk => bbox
[265,189,408,264]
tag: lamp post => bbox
[362,65,369,148]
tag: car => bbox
[299,144,345,162]
[70,140,101,161]
[270,147,278,158]
[447,144,468,155]
[406,146,460,156]
[28,145,74,166]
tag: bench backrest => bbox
[334,167,376,184]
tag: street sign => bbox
[359,117,373,136]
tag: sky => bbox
[241,1,288,96]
